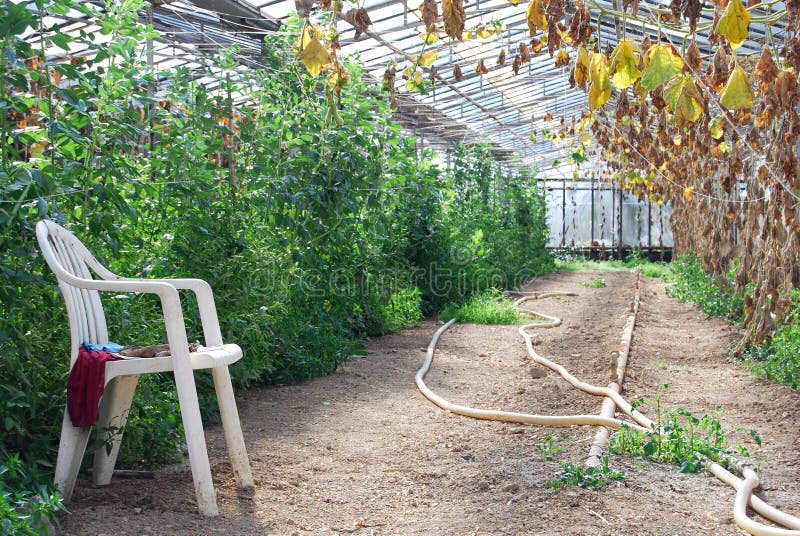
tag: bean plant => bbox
[0,0,552,516]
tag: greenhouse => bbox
[1,0,799,534]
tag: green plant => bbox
[668,256,744,322]
[581,277,607,288]
[441,289,529,325]
[610,386,759,473]
[534,433,563,461]
[0,454,64,536]
[547,456,626,491]
[745,290,800,390]
[1,5,553,481]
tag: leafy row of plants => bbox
[667,255,745,321]
[0,1,553,520]
[667,256,799,390]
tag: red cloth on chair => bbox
[67,345,120,427]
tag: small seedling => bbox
[535,433,563,461]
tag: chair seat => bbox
[105,343,243,382]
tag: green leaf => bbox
[49,32,74,51]
[719,65,753,110]
[641,44,684,91]
[680,460,700,473]
[716,0,750,50]
[643,440,658,456]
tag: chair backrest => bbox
[36,220,112,366]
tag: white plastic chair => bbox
[36,219,253,516]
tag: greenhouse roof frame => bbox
[25,0,791,173]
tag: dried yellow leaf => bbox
[418,49,438,67]
[419,32,439,44]
[526,0,547,34]
[298,37,330,77]
[720,65,753,110]
[477,25,495,39]
[555,49,570,68]
[709,115,725,139]
[609,38,641,90]
[588,52,611,110]
[573,45,589,90]
[716,0,750,50]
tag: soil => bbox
[58,270,800,536]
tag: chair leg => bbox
[212,366,254,488]
[54,410,92,502]
[92,374,139,487]
[173,367,219,516]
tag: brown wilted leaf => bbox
[546,0,565,20]
[683,0,703,31]
[318,0,332,9]
[547,23,561,56]
[705,47,731,92]
[295,0,315,18]
[684,41,702,73]
[442,0,466,40]
[624,0,640,16]
[754,46,779,93]
[345,8,372,40]
[519,42,531,64]
[567,1,593,46]
[775,68,799,109]
[421,0,438,33]
[497,48,507,66]
[512,54,521,75]
[531,37,545,54]
[453,63,463,81]
[475,58,489,75]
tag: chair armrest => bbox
[91,275,225,348]
[114,277,224,347]
[56,273,194,367]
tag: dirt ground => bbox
[58,270,800,536]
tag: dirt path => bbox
[59,270,800,535]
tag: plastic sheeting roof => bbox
[26,0,790,173]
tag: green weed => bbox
[581,277,607,288]
[547,456,626,491]
[555,252,672,280]
[609,386,759,473]
[535,433,563,461]
[441,289,529,325]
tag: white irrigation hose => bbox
[416,290,800,535]
[415,318,650,432]
[708,461,800,533]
